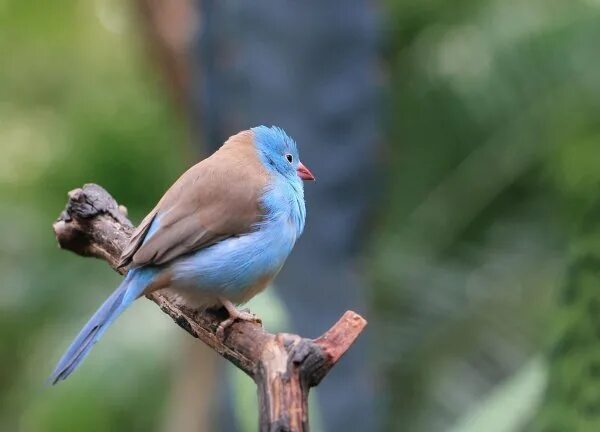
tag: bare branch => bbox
[53,183,367,431]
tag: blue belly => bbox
[168,219,297,299]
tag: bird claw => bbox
[236,309,262,323]
[216,318,235,340]
[216,307,262,341]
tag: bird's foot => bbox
[216,298,262,340]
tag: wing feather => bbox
[118,130,269,268]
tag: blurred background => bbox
[1,0,599,431]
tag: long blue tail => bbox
[49,268,156,384]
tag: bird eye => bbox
[285,154,293,163]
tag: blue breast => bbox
[168,177,305,297]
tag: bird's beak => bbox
[297,162,315,181]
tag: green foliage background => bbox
[377,0,600,430]
[0,1,185,430]
[0,0,599,431]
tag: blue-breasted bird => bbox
[49,126,314,384]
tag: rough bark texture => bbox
[52,183,367,432]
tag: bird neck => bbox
[261,176,306,237]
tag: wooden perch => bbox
[53,184,367,432]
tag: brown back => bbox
[118,130,270,268]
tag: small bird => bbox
[49,126,314,384]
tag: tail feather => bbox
[49,269,155,385]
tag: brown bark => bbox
[53,183,367,431]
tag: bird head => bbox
[252,125,315,182]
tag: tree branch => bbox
[53,183,367,431]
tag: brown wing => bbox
[118,130,269,268]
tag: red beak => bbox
[297,162,315,181]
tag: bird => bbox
[49,125,314,385]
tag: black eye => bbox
[285,154,293,163]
